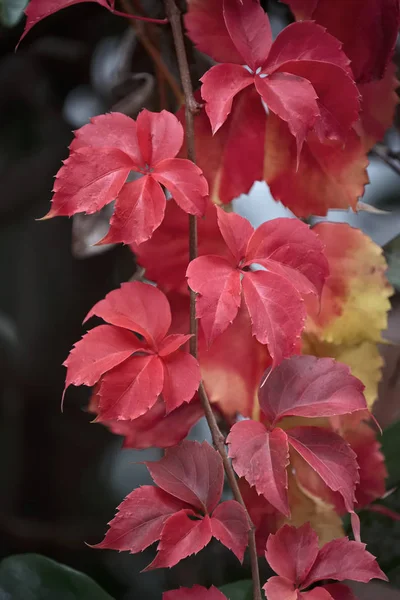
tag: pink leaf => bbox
[152,158,208,217]
[184,0,243,65]
[222,0,272,71]
[302,537,388,588]
[216,207,253,263]
[265,522,319,584]
[210,500,250,562]
[64,324,143,389]
[93,486,185,553]
[242,269,305,364]
[201,64,253,134]
[158,334,193,356]
[287,426,359,515]
[85,281,171,348]
[145,511,213,570]
[301,589,335,600]
[258,355,367,426]
[19,0,111,46]
[46,148,132,218]
[264,21,351,75]
[98,355,164,421]
[70,113,143,166]
[99,175,166,246]
[239,478,280,556]
[263,577,297,600]
[146,440,224,514]
[163,586,227,600]
[161,351,201,413]
[227,421,290,516]
[255,73,319,158]
[187,255,241,347]
[282,0,400,83]
[136,109,184,166]
[245,218,329,298]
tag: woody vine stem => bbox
[163,1,262,598]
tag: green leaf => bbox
[381,419,400,488]
[0,554,114,600]
[0,0,27,27]
[219,580,253,600]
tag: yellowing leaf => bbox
[307,223,393,345]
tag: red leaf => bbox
[263,577,297,600]
[164,586,227,600]
[210,500,250,562]
[98,355,164,421]
[152,158,208,217]
[161,351,202,413]
[45,110,207,244]
[64,324,143,389]
[93,485,185,553]
[245,218,328,298]
[264,21,351,75]
[302,537,387,588]
[158,334,192,356]
[264,523,386,598]
[242,270,305,363]
[264,114,368,217]
[136,109,184,166]
[184,0,243,65]
[19,0,111,46]
[187,255,242,346]
[70,113,143,164]
[46,148,132,218]
[265,522,319,585]
[255,73,319,158]
[201,64,253,134]
[222,0,272,71]
[85,281,171,347]
[227,421,290,516]
[145,511,213,570]
[98,176,166,246]
[146,440,224,514]
[91,395,203,450]
[258,355,367,426]
[283,0,400,83]
[287,427,359,515]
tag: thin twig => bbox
[120,0,183,104]
[164,1,262,598]
[112,8,168,25]
[372,144,400,177]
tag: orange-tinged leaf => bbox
[306,223,393,345]
[264,114,369,217]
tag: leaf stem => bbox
[164,1,262,598]
[112,9,168,25]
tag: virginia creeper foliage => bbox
[20,0,399,596]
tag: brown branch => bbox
[120,0,183,105]
[372,144,400,177]
[164,2,262,598]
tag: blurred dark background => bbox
[1,0,400,598]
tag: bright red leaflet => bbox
[263,523,387,600]
[64,281,201,420]
[186,0,359,159]
[227,355,367,531]
[44,110,208,245]
[283,0,400,83]
[164,586,227,600]
[95,441,249,569]
[186,207,329,365]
